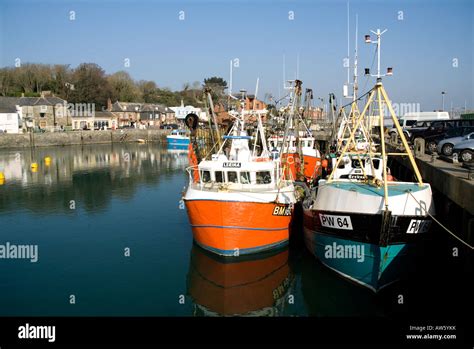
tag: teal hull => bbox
[304,231,416,292]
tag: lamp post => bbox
[441,91,446,111]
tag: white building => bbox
[0,102,22,134]
[169,100,208,122]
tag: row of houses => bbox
[0,92,268,133]
[0,93,200,133]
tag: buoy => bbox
[0,172,4,185]
[31,163,38,172]
[44,156,51,166]
[322,159,328,169]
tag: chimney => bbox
[107,98,112,111]
[181,99,184,107]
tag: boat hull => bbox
[303,210,431,292]
[166,135,190,146]
[185,199,292,256]
[303,180,434,291]
[167,143,189,150]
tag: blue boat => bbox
[303,154,435,292]
[166,129,190,149]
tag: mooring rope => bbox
[305,180,473,249]
[406,190,473,249]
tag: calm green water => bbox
[0,143,468,317]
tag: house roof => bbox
[112,101,175,114]
[17,96,66,106]
[94,111,116,118]
[111,101,143,112]
[33,97,53,106]
[0,95,66,112]
[0,97,20,113]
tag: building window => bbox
[40,113,45,118]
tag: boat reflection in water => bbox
[187,244,294,316]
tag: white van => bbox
[389,111,450,136]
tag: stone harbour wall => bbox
[0,129,169,149]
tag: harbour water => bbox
[0,144,470,317]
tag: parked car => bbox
[437,131,474,156]
[402,120,436,140]
[389,112,449,137]
[408,119,474,143]
[452,137,474,163]
[426,126,474,154]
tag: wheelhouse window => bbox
[215,171,224,183]
[240,171,251,184]
[227,171,238,183]
[201,170,211,183]
[256,171,272,184]
[351,159,365,168]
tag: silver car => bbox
[453,137,474,162]
[437,132,474,157]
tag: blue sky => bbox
[0,0,472,111]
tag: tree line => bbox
[0,63,228,110]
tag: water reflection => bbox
[0,144,188,214]
[187,244,294,316]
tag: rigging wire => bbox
[406,190,474,250]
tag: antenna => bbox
[283,54,286,87]
[228,59,238,101]
[364,28,392,80]
[253,77,259,110]
[296,53,300,79]
[346,2,350,85]
[353,14,358,101]
[229,59,233,97]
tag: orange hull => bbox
[188,246,291,315]
[185,200,292,256]
[303,154,322,180]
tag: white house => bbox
[169,100,207,122]
[0,99,22,133]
